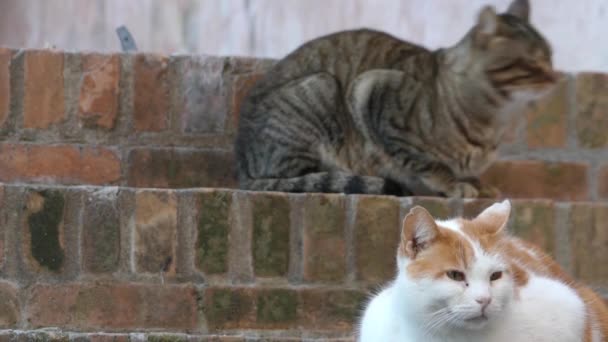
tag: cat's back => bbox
[251,29,427,95]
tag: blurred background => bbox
[0,0,606,72]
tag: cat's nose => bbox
[475,296,492,309]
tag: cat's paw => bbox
[478,184,502,198]
[446,182,479,198]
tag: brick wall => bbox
[1,49,608,201]
[1,48,608,340]
[0,184,606,340]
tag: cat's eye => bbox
[490,271,503,281]
[446,270,466,282]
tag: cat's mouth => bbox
[464,314,488,323]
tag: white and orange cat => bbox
[358,200,608,342]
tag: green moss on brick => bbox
[204,288,252,328]
[197,191,231,274]
[324,290,367,322]
[84,200,120,273]
[252,194,290,277]
[257,289,298,324]
[27,190,65,272]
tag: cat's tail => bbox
[240,172,406,196]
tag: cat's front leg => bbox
[458,176,502,198]
[391,159,482,198]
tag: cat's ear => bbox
[400,206,439,259]
[473,200,511,235]
[506,0,530,21]
[476,5,499,36]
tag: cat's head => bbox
[450,0,556,101]
[397,200,516,332]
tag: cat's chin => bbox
[445,313,493,331]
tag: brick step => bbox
[0,184,606,336]
[0,49,608,201]
[0,330,354,342]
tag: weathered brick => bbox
[88,335,130,342]
[599,165,608,200]
[0,48,11,128]
[481,160,588,201]
[82,188,121,273]
[256,289,299,328]
[135,191,177,274]
[134,54,169,132]
[251,193,290,277]
[196,337,246,342]
[228,73,263,133]
[354,196,400,284]
[127,148,236,188]
[0,282,19,327]
[302,194,346,283]
[300,289,366,331]
[174,56,227,133]
[576,73,608,148]
[196,191,232,274]
[511,200,555,256]
[23,190,66,272]
[410,197,455,219]
[23,50,65,129]
[147,335,188,342]
[0,143,121,185]
[203,287,256,331]
[570,203,608,286]
[526,78,568,148]
[26,283,198,330]
[78,53,120,129]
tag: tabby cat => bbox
[235,0,556,198]
[358,201,608,341]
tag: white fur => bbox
[358,215,587,342]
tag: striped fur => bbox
[236,0,556,197]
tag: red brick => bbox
[569,203,608,287]
[78,53,120,129]
[0,143,121,185]
[26,283,198,330]
[599,165,608,200]
[354,196,400,284]
[0,48,11,127]
[23,50,65,129]
[576,73,608,148]
[133,54,169,132]
[0,282,19,327]
[481,160,588,201]
[228,73,263,133]
[526,78,568,148]
[302,194,347,283]
[135,191,177,275]
[127,148,235,188]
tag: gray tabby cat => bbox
[235,0,556,198]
